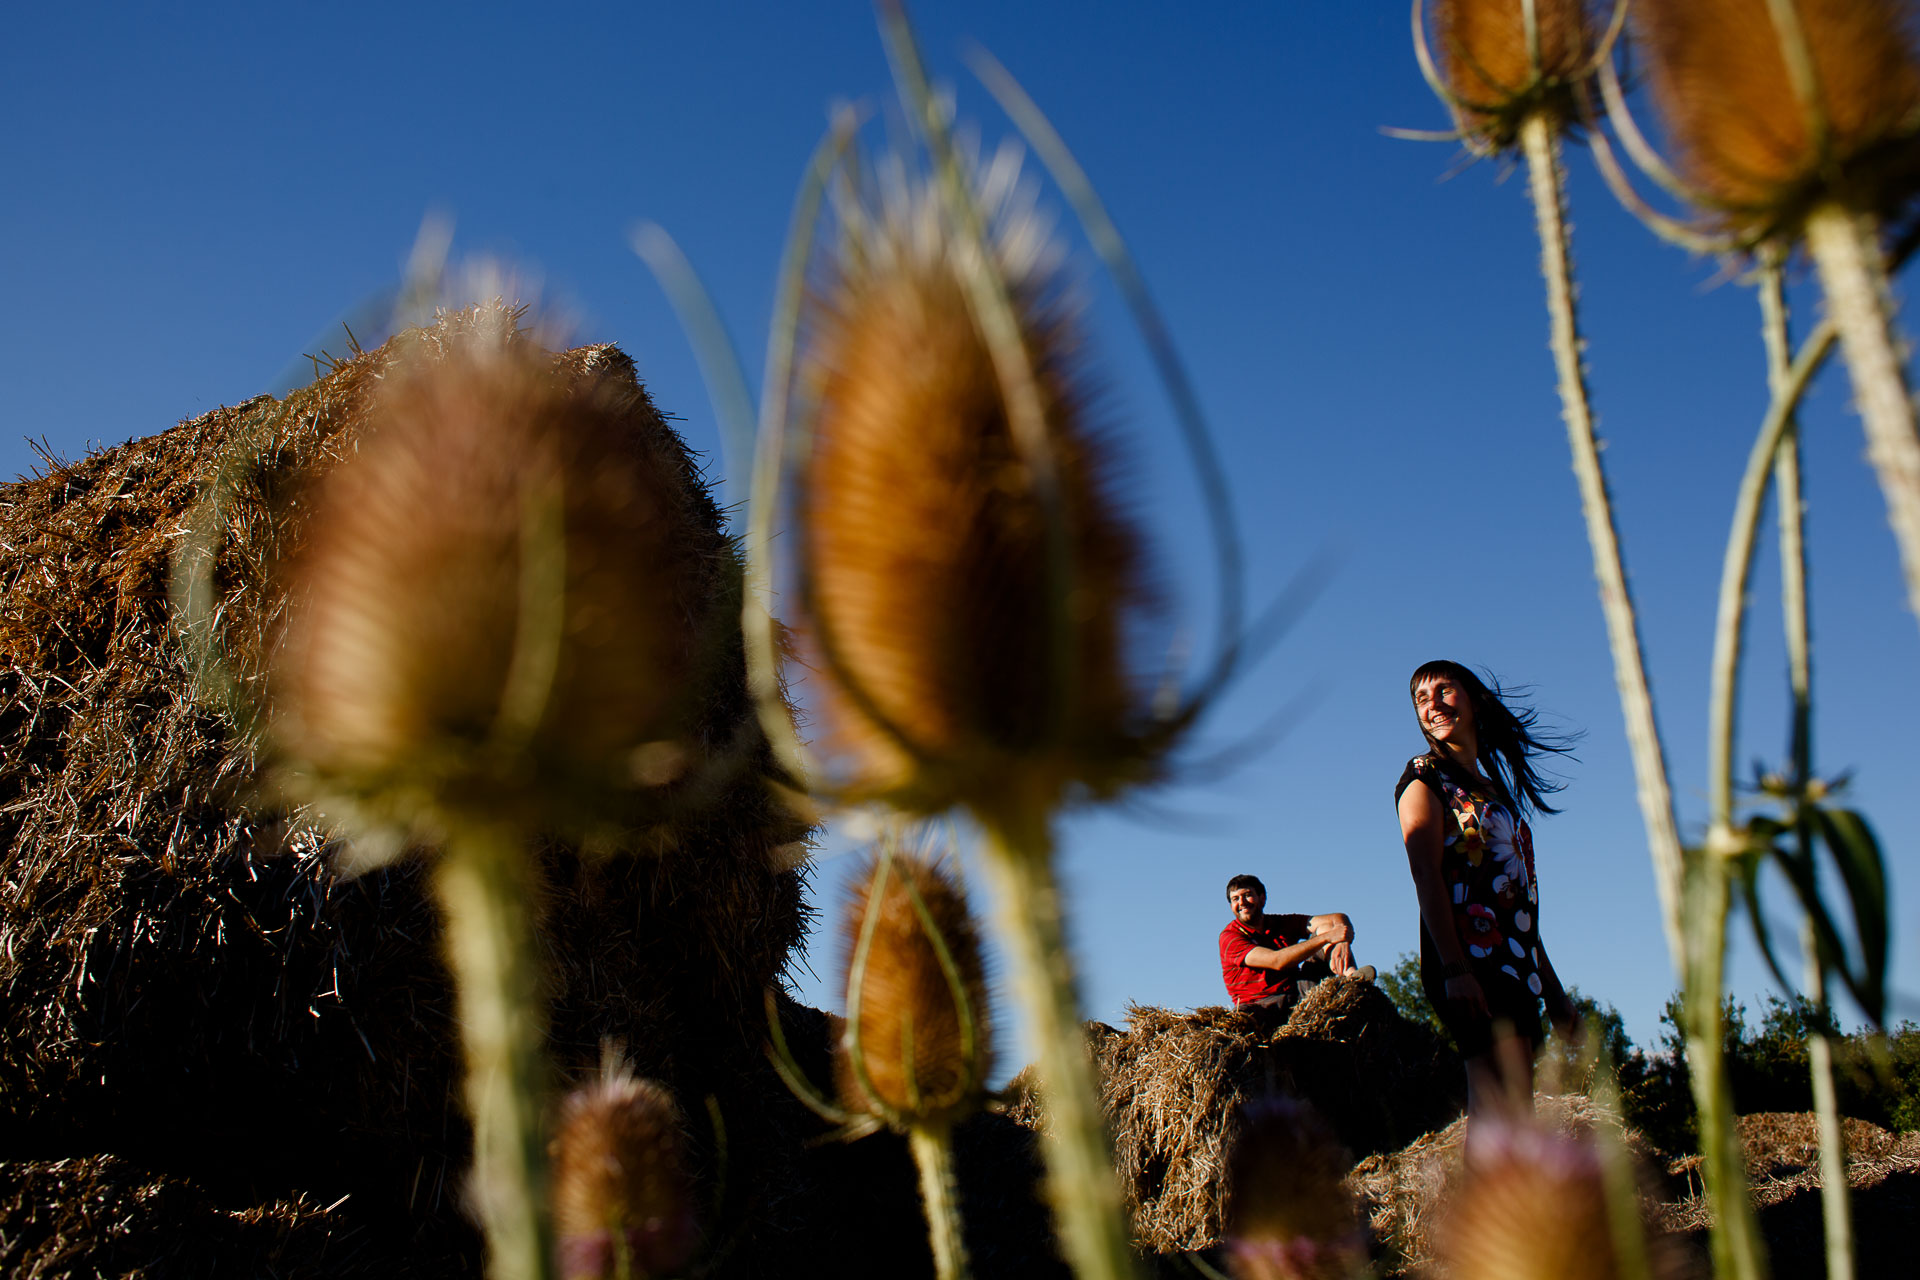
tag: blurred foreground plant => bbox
[641,6,1272,1279]
[551,1059,700,1280]
[179,313,729,1280]
[1221,1098,1366,1280]
[768,834,992,1280]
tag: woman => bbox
[1396,660,1579,1121]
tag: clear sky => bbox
[5,3,1915,1061]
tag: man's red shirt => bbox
[1218,912,1313,1005]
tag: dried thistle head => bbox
[796,155,1155,818]
[836,845,992,1125]
[274,319,714,839]
[550,1066,699,1280]
[1433,1121,1666,1280]
[1430,0,1596,148]
[1637,0,1920,235]
[1224,1097,1366,1280]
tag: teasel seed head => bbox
[1636,0,1920,236]
[1223,1097,1366,1280]
[550,1066,699,1280]
[1434,1121,1664,1280]
[274,322,713,840]
[836,846,992,1127]
[1429,0,1596,149]
[796,161,1155,818]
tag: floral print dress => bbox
[1396,753,1546,1000]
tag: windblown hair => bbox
[1408,660,1575,816]
[1636,0,1920,229]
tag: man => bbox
[1218,874,1374,1013]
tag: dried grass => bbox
[0,310,817,1273]
[1349,1093,1668,1276]
[1005,979,1462,1255]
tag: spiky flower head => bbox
[1428,0,1597,149]
[1636,0,1920,237]
[550,1066,699,1280]
[1434,1121,1665,1280]
[836,844,992,1126]
[796,152,1155,819]
[1224,1097,1366,1280]
[273,316,714,848]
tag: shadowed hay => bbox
[1003,979,1461,1255]
[0,308,819,1274]
[1348,1093,1665,1277]
[1636,0,1920,225]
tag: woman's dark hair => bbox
[1408,660,1578,816]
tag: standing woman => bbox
[1396,660,1579,1121]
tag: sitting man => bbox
[1218,873,1374,1013]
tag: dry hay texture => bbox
[1351,1100,1920,1278]
[0,311,1067,1278]
[1005,978,1463,1258]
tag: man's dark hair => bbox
[1226,874,1265,899]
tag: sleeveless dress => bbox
[1395,753,1547,1052]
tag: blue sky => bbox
[5,3,1916,1060]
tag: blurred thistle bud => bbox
[550,1067,699,1280]
[1635,0,1920,236]
[273,318,714,843]
[795,159,1155,818]
[1224,1097,1366,1280]
[1425,0,1597,149]
[836,846,992,1126]
[1434,1121,1666,1280]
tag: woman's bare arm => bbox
[1399,778,1488,1016]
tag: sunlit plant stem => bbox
[1804,202,1920,638]
[980,807,1138,1280]
[1516,110,1686,961]
[1762,262,1854,1280]
[435,818,555,1280]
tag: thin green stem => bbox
[1802,920,1854,1279]
[1771,265,1852,1280]
[980,807,1138,1280]
[909,1120,973,1280]
[1517,111,1687,966]
[1804,201,1920,634]
[434,820,554,1280]
[1682,860,1768,1280]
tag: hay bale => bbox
[0,311,821,1273]
[1006,979,1463,1256]
[1348,1093,1664,1275]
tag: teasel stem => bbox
[1764,265,1855,1280]
[434,817,555,1280]
[1802,919,1853,1279]
[909,1120,971,1280]
[1680,849,1766,1280]
[1804,201,1920,633]
[1696,253,1839,1280]
[979,805,1138,1280]
[1517,109,1686,967]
